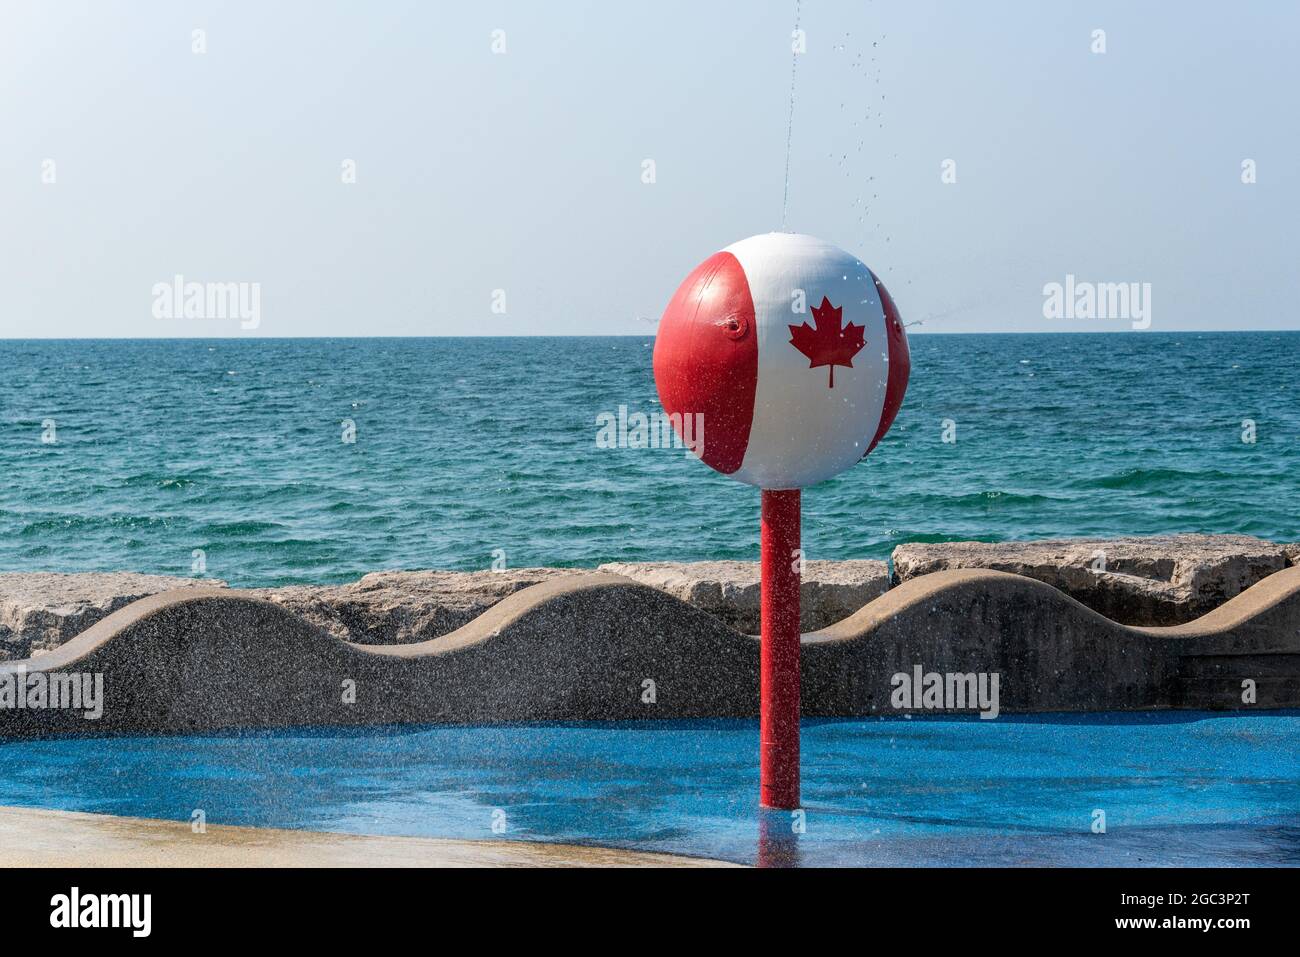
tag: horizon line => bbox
[2,328,1299,342]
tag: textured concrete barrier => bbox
[2,567,1297,739]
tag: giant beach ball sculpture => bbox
[654,232,910,809]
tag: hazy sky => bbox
[3,0,1297,337]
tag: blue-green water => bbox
[1,333,1296,587]
[1,715,1296,866]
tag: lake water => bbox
[1,333,1297,587]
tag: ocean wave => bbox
[19,515,175,535]
[118,471,211,489]
[1078,467,1236,490]
[203,520,288,535]
[912,490,1065,507]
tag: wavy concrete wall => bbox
[1,567,1298,738]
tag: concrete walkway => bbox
[0,806,735,868]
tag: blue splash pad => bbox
[2,713,1297,866]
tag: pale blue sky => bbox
[2,0,1296,337]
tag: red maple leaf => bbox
[788,296,865,388]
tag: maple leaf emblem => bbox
[788,296,865,388]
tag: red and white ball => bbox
[654,232,910,489]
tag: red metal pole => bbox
[760,488,801,809]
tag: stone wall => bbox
[0,572,227,661]
[891,535,1289,626]
[596,560,889,633]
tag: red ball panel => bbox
[652,251,758,475]
[865,271,910,455]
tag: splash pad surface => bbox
[2,714,1296,867]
